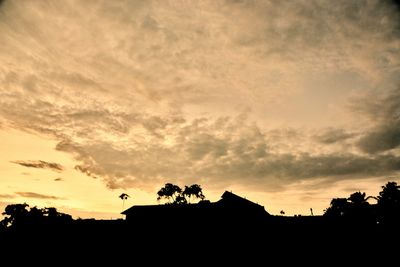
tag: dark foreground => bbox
[1,216,398,264]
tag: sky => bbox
[0,0,399,218]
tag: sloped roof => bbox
[122,205,162,215]
[219,191,264,208]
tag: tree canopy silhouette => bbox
[324,192,374,220]
[1,203,72,228]
[157,183,183,203]
[377,181,400,224]
[324,181,400,225]
[183,184,205,203]
[324,198,349,217]
[348,191,368,206]
[1,203,29,228]
[157,183,206,204]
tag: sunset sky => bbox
[0,0,399,219]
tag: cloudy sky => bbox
[0,0,399,218]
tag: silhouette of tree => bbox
[28,206,45,224]
[175,194,187,204]
[347,191,378,223]
[1,203,29,227]
[45,207,58,218]
[324,198,349,217]
[377,182,400,207]
[348,191,368,206]
[183,184,205,203]
[119,193,130,211]
[44,207,72,222]
[157,183,182,204]
[183,185,193,203]
[377,181,400,225]
[157,183,206,204]
[324,190,378,224]
[1,203,72,228]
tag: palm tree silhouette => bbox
[119,193,130,211]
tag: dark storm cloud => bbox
[391,0,400,10]
[267,153,400,179]
[314,128,356,144]
[11,160,64,172]
[355,88,400,154]
[15,192,61,200]
[358,125,400,154]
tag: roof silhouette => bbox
[218,191,265,208]
[121,191,270,224]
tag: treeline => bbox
[0,203,72,230]
[323,181,400,226]
[156,183,206,204]
[1,181,399,232]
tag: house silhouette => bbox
[121,191,270,226]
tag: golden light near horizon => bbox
[0,0,399,218]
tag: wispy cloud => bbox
[11,160,64,172]
[0,194,15,199]
[74,165,98,179]
[15,192,61,200]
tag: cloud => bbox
[0,194,15,199]
[11,160,64,172]
[354,88,400,154]
[0,0,399,192]
[314,128,356,144]
[358,125,400,154]
[266,153,400,179]
[52,114,400,191]
[74,165,98,179]
[15,192,61,200]
[0,0,398,115]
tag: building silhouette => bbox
[122,191,270,225]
